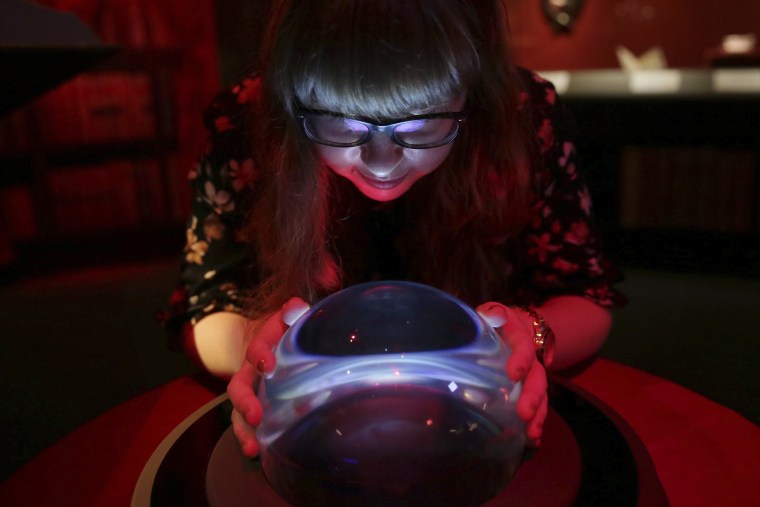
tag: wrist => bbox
[512,305,556,369]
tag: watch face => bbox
[541,327,556,369]
[524,307,555,369]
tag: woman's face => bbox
[315,95,466,202]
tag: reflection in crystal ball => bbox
[256,281,525,506]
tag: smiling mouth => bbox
[358,172,406,190]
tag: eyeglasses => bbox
[296,108,467,149]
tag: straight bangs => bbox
[269,0,481,119]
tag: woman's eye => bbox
[318,117,367,136]
[320,118,366,136]
[395,119,428,133]
[341,119,367,133]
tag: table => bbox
[1,358,758,506]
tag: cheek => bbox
[316,146,359,172]
[317,143,454,176]
[408,144,454,173]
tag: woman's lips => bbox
[358,172,407,190]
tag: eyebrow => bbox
[300,93,467,121]
[296,108,466,125]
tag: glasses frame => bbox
[296,108,467,149]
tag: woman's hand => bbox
[477,302,548,447]
[226,297,310,457]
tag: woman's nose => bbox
[360,134,404,178]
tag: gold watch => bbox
[520,306,556,368]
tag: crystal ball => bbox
[256,281,525,506]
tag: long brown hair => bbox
[245,0,538,316]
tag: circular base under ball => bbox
[206,406,579,507]
[136,379,669,507]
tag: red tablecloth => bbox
[569,359,760,507]
[1,358,758,506]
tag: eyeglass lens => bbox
[304,116,458,147]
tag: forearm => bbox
[190,312,255,379]
[536,295,612,371]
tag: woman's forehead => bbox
[304,92,467,118]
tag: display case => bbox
[539,68,760,275]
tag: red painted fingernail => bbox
[256,359,267,375]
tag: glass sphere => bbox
[256,281,525,506]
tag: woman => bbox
[164,0,624,457]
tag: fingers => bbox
[243,311,286,374]
[516,359,548,443]
[247,339,277,378]
[229,299,309,458]
[526,394,548,447]
[227,361,264,457]
[227,362,263,427]
[477,302,534,382]
[504,326,536,382]
[244,298,309,372]
[255,310,289,349]
[231,408,260,457]
[478,301,548,445]
[282,297,310,326]
[516,359,548,420]
[476,302,509,328]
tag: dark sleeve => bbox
[159,77,263,350]
[516,69,626,307]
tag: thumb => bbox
[282,297,311,326]
[476,301,510,329]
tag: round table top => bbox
[1,358,758,507]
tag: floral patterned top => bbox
[161,69,625,349]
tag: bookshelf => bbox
[541,69,760,276]
[0,46,117,116]
[0,48,185,274]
